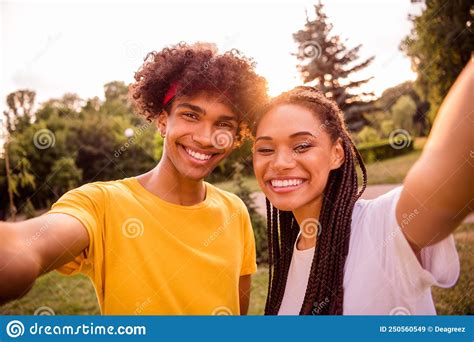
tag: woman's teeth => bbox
[184,146,212,161]
[270,179,304,188]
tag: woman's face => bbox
[253,103,344,212]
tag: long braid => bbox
[264,198,274,314]
[260,86,368,315]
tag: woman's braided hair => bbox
[257,86,367,315]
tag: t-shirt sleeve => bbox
[47,183,105,278]
[240,206,258,276]
[356,186,460,296]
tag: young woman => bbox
[252,61,473,315]
[0,42,268,315]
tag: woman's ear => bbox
[156,110,168,137]
[330,138,345,170]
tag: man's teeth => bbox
[270,179,304,188]
[185,147,212,161]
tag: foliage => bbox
[293,2,376,130]
[391,95,417,135]
[232,161,267,263]
[357,126,379,144]
[400,0,473,121]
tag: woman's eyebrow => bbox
[255,131,315,142]
[289,131,315,138]
[255,136,272,142]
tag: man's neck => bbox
[136,159,206,206]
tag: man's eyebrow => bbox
[217,115,239,122]
[175,103,205,114]
[175,104,237,122]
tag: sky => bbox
[1,0,423,115]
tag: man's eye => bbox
[183,112,198,120]
[256,148,273,154]
[217,122,234,129]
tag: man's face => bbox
[158,92,240,181]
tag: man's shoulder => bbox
[67,177,134,200]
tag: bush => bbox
[380,119,395,138]
[357,126,380,144]
[357,138,414,164]
[391,95,416,134]
[22,199,36,219]
[232,161,268,263]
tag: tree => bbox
[232,161,267,263]
[391,95,417,135]
[377,81,429,136]
[400,0,473,121]
[293,2,376,131]
[357,126,379,144]
[50,157,83,196]
[104,81,129,104]
[3,90,36,133]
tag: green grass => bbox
[1,272,100,315]
[432,223,474,315]
[2,223,472,315]
[361,150,422,185]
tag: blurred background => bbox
[1,0,472,315]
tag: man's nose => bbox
[192,125,213,147]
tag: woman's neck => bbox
[136,158,206,206]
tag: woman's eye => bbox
[256,148,274,154]
[294,143,312,153]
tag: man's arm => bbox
[396,59,474,251]
[0,213,89,304]
[238,274,251,315]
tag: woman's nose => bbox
[270,149,296,171]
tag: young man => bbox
[0,42,268,315]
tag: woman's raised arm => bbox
[397,59,473,251]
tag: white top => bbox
[278,186,460,315]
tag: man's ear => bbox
[156,110,168,137]
[330,138,345,170]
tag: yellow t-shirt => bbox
[48,177,257,315]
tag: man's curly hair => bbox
[129,42,268,133]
